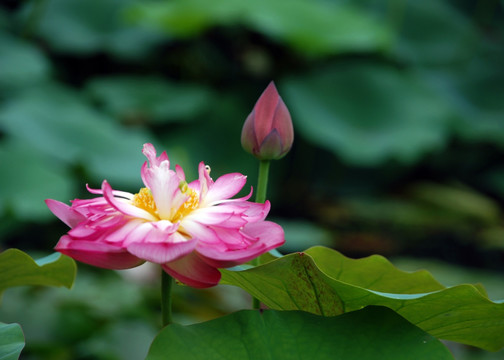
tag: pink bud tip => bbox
[241,81,294,160]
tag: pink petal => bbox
[241,110,259,152]
[102,181,156,221]
[86,184,134,200]
[196,221,285,268]
[151,220,180,235]
[140,161,150,189]
[45,199,86,228]
[142,143,169,167]
[180,220,226,248]
[207,226,254,250]
[104,219,149,243]
[182,221,256,251]
[70,197,109,212]
[214,187,253,204]
[126,232,196,264]
[175,164,185,181]
[242,200,271,221]
[201,173,247,205]
[187,206,247,227]
[162,252,221,288]
[257,129,284,159]
[254,81,279,142]
[67,215,129,243]
[272,98,294,150]
[140,144,180,216]
[55,235,144,269]
[141,159,183,220]
[69,222,109,240]
[197,162,213,199]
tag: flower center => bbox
[132,183,199,222]
[133,188,158,218]
[172,181,199,222]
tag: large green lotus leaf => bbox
[147,307,453,360]
[220,246,504,351]
[127,0,391,55]
[85,76,213,124]
[243,0,391,55]
[281,63,453,165]
[0,141,73,219]
[0,250,76,301]
[0,322,24,360]
[391,0,478,65]
[21,0,166,59]
[0,83,154,187]
[416,62,504,147]
[126,0,241,37]
[0,32,50,90]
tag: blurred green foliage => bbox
[1,0,504,358]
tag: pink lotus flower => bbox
[241,81,294,160]
[46,143,284,288]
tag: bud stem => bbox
[255,160,271,204]
[161,270,173,326]
[252,160,271,310]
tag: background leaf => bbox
[0,84,154,187]
[221,246,504,351]
[0,141,74,219]
[0,322,25,360]
[281,63,452,165]
[85,76,213,124]
[128,0,391,55]
[0,32,51,90]
[391,0,478,64]
[147,307,453,360]
[24,0,166,59]
[0,249,76,301]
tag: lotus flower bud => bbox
[241,82,294,160]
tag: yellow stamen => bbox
[133,188,158,218]
[172,181,199,222]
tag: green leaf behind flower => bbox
[85,76,213,124]
[21,0,166,59]
[147,306,453,360]
[281,63,453,166]
[0,322,24,360]
[127,0,391,55]
[0,83,153,187]
[0,141,74,220]
[220,246,504,351]
[0,249,76,302]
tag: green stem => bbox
[252,160,271,309]
[161,270,173,327]
[255,160,270,204]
